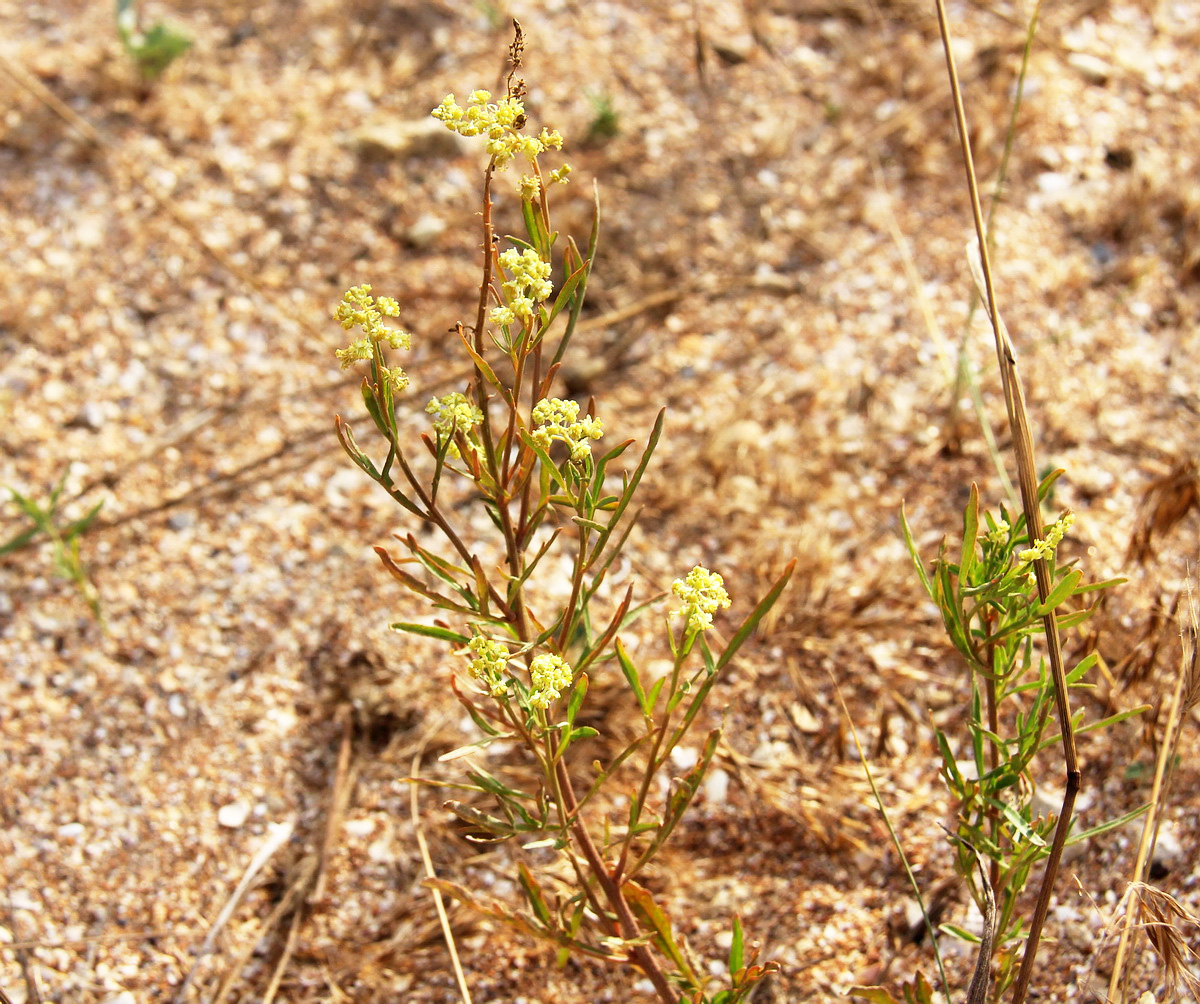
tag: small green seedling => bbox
[116,0,192,82]
[2,468,104,620]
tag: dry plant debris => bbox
[1,1,1199,1001]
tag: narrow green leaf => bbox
[389,622,469,644]
[625,880,702,987]
[1065,652,1098,686]
[1074,575,1126,595]
[62,499,105,539]
[549,189,600,369]
[520,199,548,256]
[517,862,553,927]
[457,327,515,407]
[566,672,588,728]
[615,638,648,716]
[0,523,40,556]
[361,378,390,438]
[1065,802,1149,844]
[728,915,745,975]
[899,502,936,601]
[444,800,517,838]
[646,676,667,717]
[714,561,795,675]
[450,677,503,737]
[959,482,980,582]
[465,770,539,804]
[373,546,479,615]
[518,429,568,495]
[1034,567,1083,616]
[940,922,982,944]
[587,409,665,566]
[543,259,590,329]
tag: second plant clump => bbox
[332,30,791,1004]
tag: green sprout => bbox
[2,468,104,621]
[116,0,192,82]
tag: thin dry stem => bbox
[171,816,296,1004]
[934,2,1080,1001]
[410,753,473,1004]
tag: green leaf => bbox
[1034,567,1083,616]
[549,189,600,370]
[1065,801,1150,844]
[714,561,795,675]
[959,483,980,583]
[361,378,391,438]
[566,672,588,728]
[899,502,936,601]
[1065,652,1098,685]
[518,429,568,496]
[61,499,105,539]
[517,862,553,927]
[465,770,539,805]
[450,677,503,737]
[457,327,515,407]
[625,880,702,988]
[587,409,665,567]
[639,728,720,866]
[646,676,667,717]
[1075,575,1126,595]
[940,922,981,944]
[616,638,649,716]
[389,622,469,644]
[848,988,901,1004]
[542,259,590,332]
[0,523,39,556]
[374,547,479,615]
[519,199,549,258]
[728,915,745,975]
[444,800,518,839]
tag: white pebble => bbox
[217,801,251,828]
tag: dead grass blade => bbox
[170,816,296,1004]
[1108,582,1200,1003]
[932,2,1081,1001]
[1127,460,1200,566]
[832,672,950,994]
[1128,883,1200,1000]
[410,751,474,1004]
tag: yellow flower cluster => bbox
[426,392,484,459]
[432,90,563,170]
[672,566,731,635]
[491,247,554,326]
[1017,511,1075,566]
[333,284,412,390]
[531,398,604,462]
[465,636,509,697]
[528,653,573,709]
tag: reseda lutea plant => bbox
[332,27,791,1003]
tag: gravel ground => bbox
[2,1,1199,1001]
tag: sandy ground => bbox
[2,1,1199,1001]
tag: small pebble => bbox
[217,800,251,828]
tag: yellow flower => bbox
[528,654,573,708]
[672,566,731,634]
